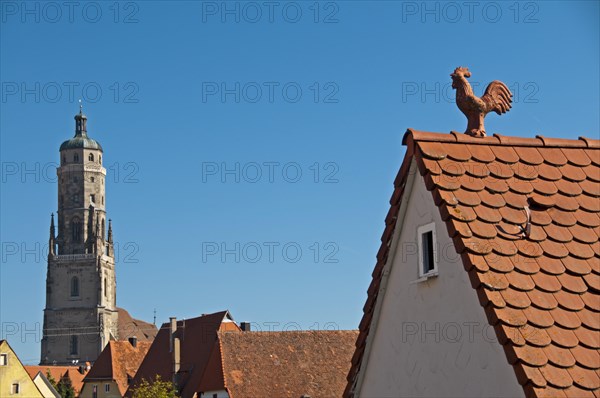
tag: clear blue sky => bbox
[1,1,598,364]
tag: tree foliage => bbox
[56,375,75,398]
[45,370,58,390]
[131,376,179,398]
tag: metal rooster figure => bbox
[451,67,513,137]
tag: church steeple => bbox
[42,109,118,365]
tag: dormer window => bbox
[417,222,438,277]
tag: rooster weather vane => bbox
[451,67,513,137]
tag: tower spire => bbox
[74,101,87,136]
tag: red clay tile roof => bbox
[202,330,358,398]
[345,130,600,398]
[125,311,238,398]
[83,340,152,396]
[25,365,88,395]
[117,308,158,342]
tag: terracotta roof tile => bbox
[546,326,580,349]
[346,130,600,398]
[527,289,559,310]
[523,306,555,328]
[573,327,600,349]
[567,366,600,390]
[25,366,88,395]
[491,145,520,164]
[561,164,588,182]
[550,308,583,329]
[540,364,574,388]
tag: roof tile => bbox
[522,306,555,328]
[539,364,573,388]
[527,289,559,310]
[577,309,600,330]
[560,164,587,182]
[572,327,600,350]
[545,326,579,349]
[539,148,569,166]
[567,366,600,390]
[554,290,586,311]
[538,163,563,181]
[570,345,600,369]
[550,308,583,329]
[545,345,577,368]
[513,345,549,367]
[512,162,539,180]
[514,147,545,165]
[490,145,520,164]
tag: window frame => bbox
[11,382,20,394]
[417,222,438,278]
[104,384,110,393]
[0,353,7,365]
[69,335,78,356]
[70,276,80,297]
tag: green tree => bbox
[56,374,75,398]
[45,370,58,391]
[131,376,178,398]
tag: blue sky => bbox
[1,1,598,364]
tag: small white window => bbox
[105,384,110,392]
[417,222,438,277]
[0,354,7,365]
[12,383,20,394]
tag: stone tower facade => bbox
[41,109,118,365]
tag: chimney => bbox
[170,317,180,390]
[240,322,251,332]
[129,336,138,348]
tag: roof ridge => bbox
[403,129,598,148]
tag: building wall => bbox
[0,341,43,398]
[80,380,122,398]
[32,374,61,398]
[357,167,524,398]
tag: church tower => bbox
[41,107,118,365]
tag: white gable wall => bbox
[357,164,524,398]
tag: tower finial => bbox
[79,99,83,114]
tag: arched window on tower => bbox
[70,276,79,297]
[101,219,105,239]
[74,153,79,163]
[104,277,107,297]
[99,155,102,164]
[71,217,82,242]
[89,153,94,162]
[69,335,78,355]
